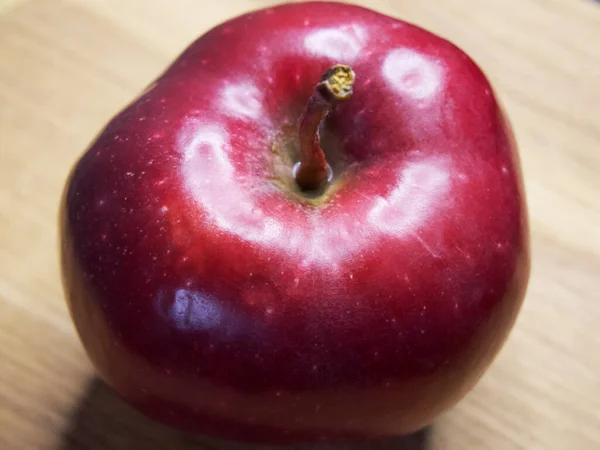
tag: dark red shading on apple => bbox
[60,1,530,444]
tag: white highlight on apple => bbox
[219,81,265,121]
[180,122,284,246]
[368,155,451,235]
[304,24,366,60]
[382,48,443,101]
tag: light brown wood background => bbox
[1,0,599,449]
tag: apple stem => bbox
[294,64,355,191]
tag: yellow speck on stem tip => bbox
[319,64,355,101]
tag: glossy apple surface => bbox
[60,1,530,444]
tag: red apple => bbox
[60,1,530,444]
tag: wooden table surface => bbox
[1,0,599,449]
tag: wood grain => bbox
[1,0,599,449]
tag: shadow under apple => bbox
[58,377,432,450]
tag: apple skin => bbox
[60,1,530,444]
